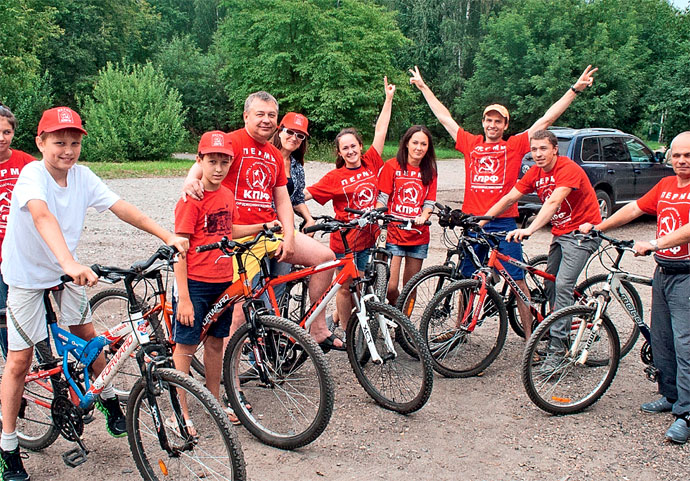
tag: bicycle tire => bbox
[373,262,389,302]
[223,315,334,450]
[127,367,246,480]
[346,301,434,413]
[395,265,455,358]
[278,278,309,324]
[420,279,508,378]
[2,339,61,451]
[506,254,549,338]
[522,305,620,415]
[575,274,642,359]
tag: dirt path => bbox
[20,163,690,480]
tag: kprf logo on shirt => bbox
[470,145,507,189]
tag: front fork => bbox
[351,289,397,364]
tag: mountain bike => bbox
[1,246,246,480]
[217,212,434,416]
[522,230,655,415]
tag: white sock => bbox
[1,431,18,452]
[100,384,116,400]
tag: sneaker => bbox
[641,396,674,414]
[96,396,127,438]
[539,349,566,376]
[665,417,690,444]
[0,447,29,481]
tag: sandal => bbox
[165,416,198,439]
[317,333,346,353]
[238,390,253,412]
[225,406,242,426]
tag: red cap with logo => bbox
[280,112,309,136]
[37,107,88,136]
[198,131,233,156]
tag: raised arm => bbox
[370,76,396,155]
[528,65,597,137]
[409,66,460,141]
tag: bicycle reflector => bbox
[158,459,168,476]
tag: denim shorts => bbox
[459,217,525,280]
[335,249,371,272]
[172,279,234,345]
[385,243,429,260]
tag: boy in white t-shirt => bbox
[0,107,189,481]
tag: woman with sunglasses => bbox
[0,105,36,358]
[305,77,395,335]
[271,112,316,232]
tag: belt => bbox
[659,265,690,275]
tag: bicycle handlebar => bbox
[195,225,283,255]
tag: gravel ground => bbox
[18,159,690,480]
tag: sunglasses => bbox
[282,127,307,141]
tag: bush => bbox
[80,62,186,161]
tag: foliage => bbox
[455,0,686,136]
[148,0,225,51]
[214,0,413,137]
[80,63,186,162]
[153,36,232,134]
[0,0,59,150]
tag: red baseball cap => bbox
[198,131,233,156]
[280,112,309,136]
[37,107,87,136]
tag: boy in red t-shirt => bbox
[0,105,35,359]
[482,130,601,341]
[172,131,279,427]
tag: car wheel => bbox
[596,190,612,220]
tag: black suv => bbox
[519,127,673,218]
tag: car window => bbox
[580,137,601,162]
[625,138,654,163]
[600,136,631,162]
[557,139,571,156]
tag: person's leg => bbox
[285,233,336,343]
[666,273,690,418]
[0,347,34,434]
[548,233,599,344]
[402,257,424,293]
[650,269,677,403]
[387,255,404,305]
[202,336,224,402]
[0,275,9,360]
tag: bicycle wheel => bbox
[127,367,246,480]
[346,301,434,413]
[278,278,309,324]
[506,254,549,338]
[372,262,389,301]
[223,315,333,449]
[1,340,60,451]
[575,274,641,359]
[420,279,508,378]
[395,265,454,357]
[522,305,620,415]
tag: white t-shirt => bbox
[1,161,120,288]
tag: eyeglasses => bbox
[281,127,306,141]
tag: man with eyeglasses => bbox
[182,92,338,349]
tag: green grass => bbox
[82,158,194,179]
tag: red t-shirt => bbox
[0,149,35,261]
[637,176,690,260]
[307,147,383,253]
[174,187,240,282]
[223,128,287,225]
[378,158,437,245]
[455,128,530,217]
[516,156,601,236]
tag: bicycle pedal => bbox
[62,445,89,468]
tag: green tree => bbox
[153,36,232,134]
[455,0,684,136]
[80,62,186,162]
[0,0,59,150]
[214,0,412,137]
[148,0,225,51]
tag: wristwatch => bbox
[570,85,582,94]
[649,239,659,251]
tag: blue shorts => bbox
[335,249,371,272]
[385,243,428,260]
[172,279,234,345]
[460,218,525,280]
